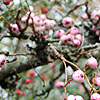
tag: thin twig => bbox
[63,61,67,100]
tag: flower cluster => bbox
[21,8,56,32]
[56,26,82,46]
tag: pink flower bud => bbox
[50,20,56,28]
[91,10,99,21]
[29,6,34,12]
[67,95,75,100]
[75,95,84,100]
[43,19,51,30]
[70,27,79,35]
[40,14,47,20]
[56,29,65,37]
[92,25,97,31]
[21,16,27,24]
[75,34,83,42]
[11,24,19,33]
[82,13,88,20]
[91,93,100,100]
[92,76,100,87]
[0,55,6,67]
[91,10,98,17]
[60,35,68,44]
[34,17,43,26]
[94,16,99,20]
[66,34,74,41]
[72,70,84,83]
[62,16,72,27]
[72,39,80,46]
[55,80,64,88]
[92,76,99,85]
[87,57,98,69]
[96,77,100,87]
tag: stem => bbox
[64,79,73,87]
[63,61,67,99]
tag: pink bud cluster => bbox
[21,12,56,32]
[0,55,6,67]
[56,26,83,46]
[67,95,84,100]
[87,57,98,69]
[91,93,100,100]
[90,10,100,37]
[55,80,64,88]
[72,70,84,83]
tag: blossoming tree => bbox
[0,0,100,100]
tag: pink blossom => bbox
[11,24,19,33]
[92,76,100,87]
[75,95,84,100]
[67,95,75,100]
[56,29,65,37]
[82,13,88,20]
[92,25,97,31]
[62,16,72,27]
[93,16,99,21]
[55,80,64,88]
[0,55,6,67]
[91,93,100,100]
[72,39,80,46]
[75,34,83,42]
[91,10,98,17]
[40,14,46,20]
[70,27,79,35]
[50,20,56,28]
[33,17,43,26]
[87,57,98,69]
[72,70,84,83]
[21,16,27,24]
[43,19,51,30]
[60,35,69,44]
[66,34,74,41]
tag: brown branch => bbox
[76,48,100,60]
[67,1,88,15]
[49,44,96,93]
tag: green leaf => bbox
[28,98,34,100]
[68,0,72,4]
[0,17,4,21]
